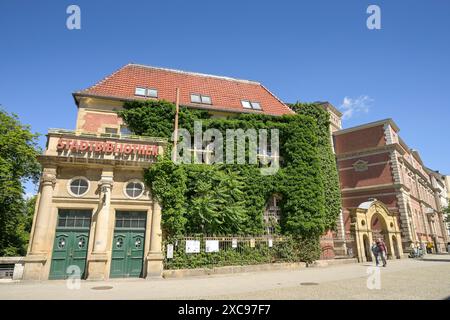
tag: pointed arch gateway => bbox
[350,199,403,262]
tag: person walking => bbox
[376,239,387,267]
[409,242,417,258]
[371,242,380,266]
[415,242,421,257]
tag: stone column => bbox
[336,209,347,255]
[146,201,164,278]
[438,212,449,250]
[23,166,57,280]
[87,167,113,280]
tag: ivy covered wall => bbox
[118,101,341,241]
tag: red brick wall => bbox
[334,125,386,154]
[338,153,390,168]
[80,111,122,133]
[339,163,394,189]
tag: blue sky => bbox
[1,0,450,195]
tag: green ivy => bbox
[163,235,321,269]
[289,102,342,231]
[118,100,340,240]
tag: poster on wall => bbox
[205,240,219,253]
[166,244,174,259]
[232,239,238,248]
[185,240,200,253]
[268,239,273,248]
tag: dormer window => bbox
[190,94,212,105]
[105,127,118,134]
[135,87,158,98]
[241,100,261,110]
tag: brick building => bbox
[333,119,449,261]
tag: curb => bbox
[162,258,358,279]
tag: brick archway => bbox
[350,199,403,262]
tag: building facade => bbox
[428,170,450,239]
[23,63,448,280]
[333,119,449,262]
[23,64,293,280]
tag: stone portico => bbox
[23,130,167,280]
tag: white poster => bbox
[268,239,273,248]
[232,238,238,248]
[185,240,200,253]
[205,240,219,253]
[166,244,174,259]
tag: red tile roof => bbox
[75,64,293,116]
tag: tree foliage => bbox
[120,100,340,241]
[0,109,41,256]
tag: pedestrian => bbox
[376,238,387,267]
[421,242,426,255]
[409,242,417,258]
[371,242,380,266]
[426,242,433,254]
[447,242,450,253]
[415,242,421,257]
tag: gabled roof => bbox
[74,63,294,116]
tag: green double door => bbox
[49,210,92,280]
[110,211,146,278]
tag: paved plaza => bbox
[1,256,449,300]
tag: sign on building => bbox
[185,240,200,253]
[166,244,174,259]
[205,240,219,253]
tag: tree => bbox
[0,109,41,256]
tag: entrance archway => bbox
[350,199,403,262]
[371,212,392,257]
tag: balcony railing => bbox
[48,128,167,144]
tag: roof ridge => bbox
[259,83,294,114]
[128,63,261,85]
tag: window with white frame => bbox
[124,180,144,199]
[68,177,90,197]
[135,87,158,98]
[190,93,212,104]
[241,100,261,110]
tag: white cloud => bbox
[340,95,373,120]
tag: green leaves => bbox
[290,102,342,231]
[120,100,341,243]
[0,109,41,256]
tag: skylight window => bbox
[201,95,211,104]
[190,94,201,103]
[135,87,147,96]
[251,102,261,110]
[241,100,252,109]
[135,87,158,98]
[190,93,212,105]
[147,88,158,98]
[241,100,261,110]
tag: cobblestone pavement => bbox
[1,257,449,300]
